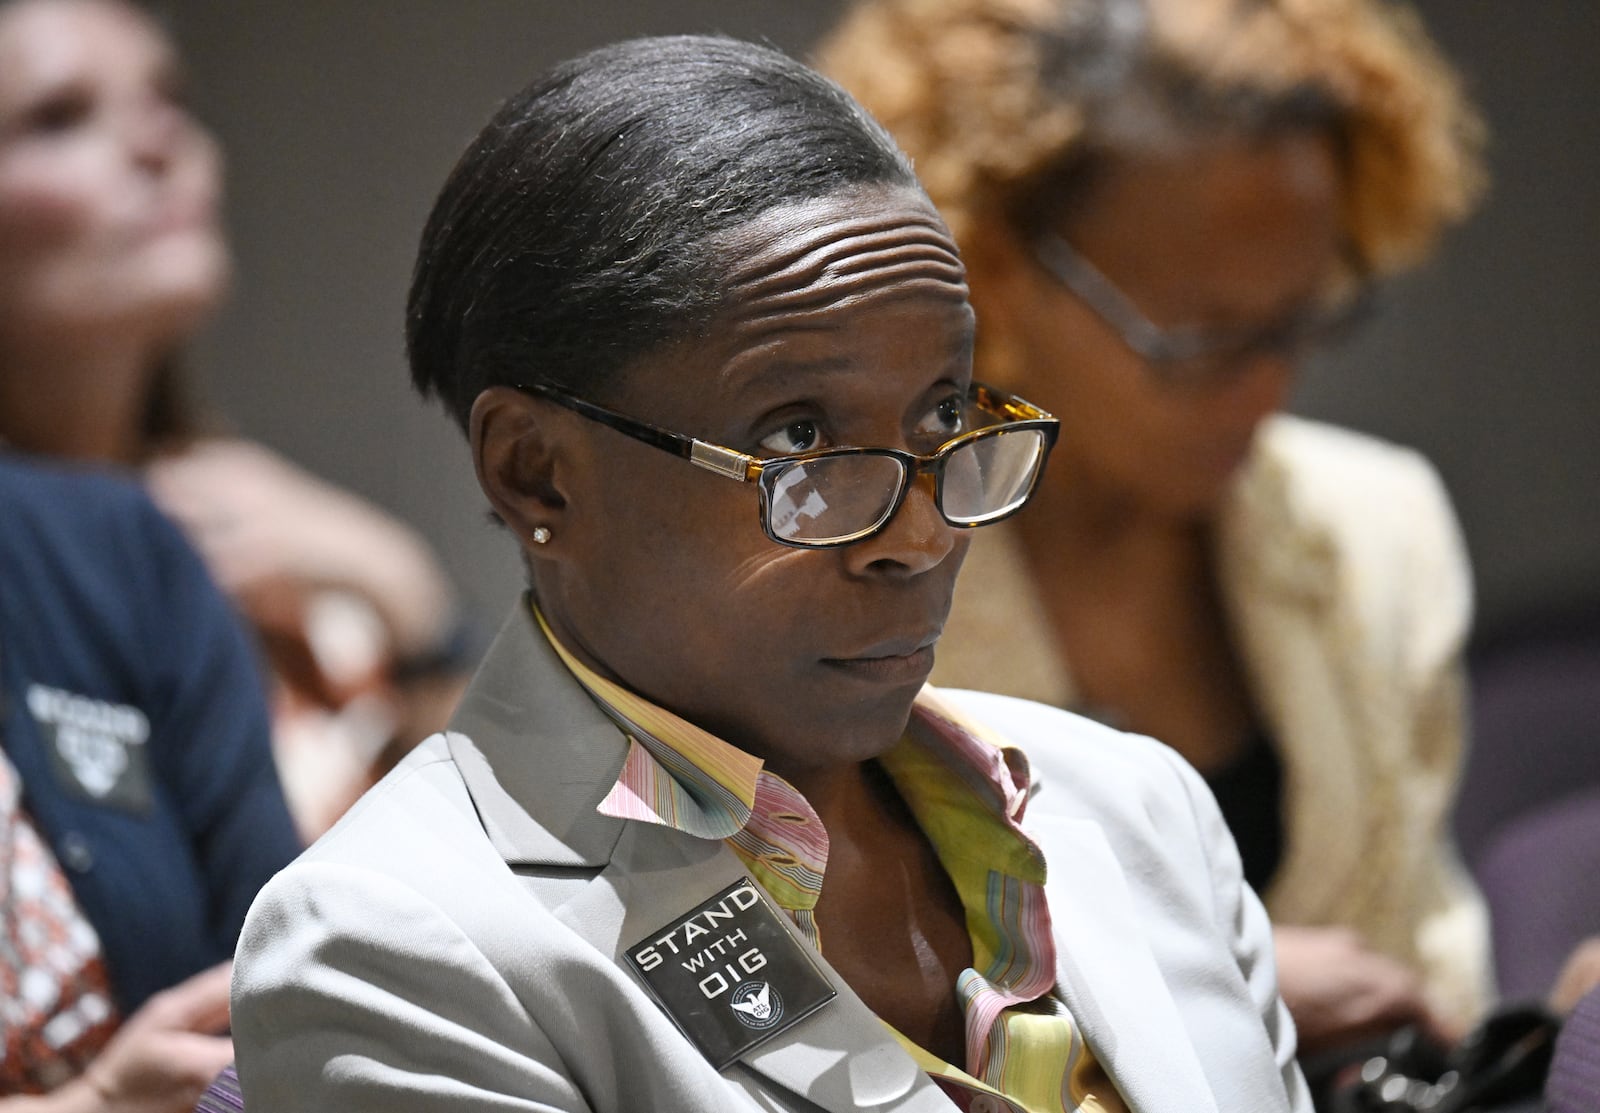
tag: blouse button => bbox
[58,832,94,873]
[969,1095,1003,1113]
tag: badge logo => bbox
[26,684,154,814]
[729,981,783,1030]
[625,877,835,1069]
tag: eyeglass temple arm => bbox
[971,382,1056,423]
[1033,234,1172,360]
[519,382,760,482]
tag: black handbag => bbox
[1325,1004,1562,1113]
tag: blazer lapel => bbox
[447,599,951,1113]
[1031,814,1219,1113]
[446,599,631,869]
[1214,429,1377,928]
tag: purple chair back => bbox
[1547,985,1600,1112]
[1457,616,1600,865]
[1475,787,1600,1001]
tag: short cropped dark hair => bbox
[406,34,919,431]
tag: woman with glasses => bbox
[822,0,1490,1070]
[230,34,1310,1112]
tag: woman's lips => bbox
[820,640,938,685]
[135,178,220,240]
[143,200,214,239]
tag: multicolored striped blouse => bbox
[539,612,1128,1113]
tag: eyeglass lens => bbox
[767,453,904,544]
[941,428,1048,522]
[763,428,1048,545]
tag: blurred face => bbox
[538,186,976,781]
[995,131,1343,518]
[0,0,227,350]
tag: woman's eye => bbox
[915,395,966,440]
[759,420,823,455]
[24,91,93,136]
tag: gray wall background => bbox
[167,1,1598,644]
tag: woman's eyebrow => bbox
[717,353,855,400]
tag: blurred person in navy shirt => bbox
[0,452,299,1110]
[0,0,471,843]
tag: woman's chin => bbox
[1159,476,1242,522]
[113,256,232,345]
[146,234,232,310]
[1144,439,1261,520]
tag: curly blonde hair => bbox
[817,0,1485,276]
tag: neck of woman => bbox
[0,330,162,465]
[775,758,878,830]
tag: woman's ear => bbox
[470,386,569,553]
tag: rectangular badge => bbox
[625,877,836,1070]
[29,684,154,816]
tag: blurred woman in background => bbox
[0,0,470,839]
[822,0,1491,1064]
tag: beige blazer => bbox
[231,598,1310,1112]
[933,415,1492,1025]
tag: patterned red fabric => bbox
[0,751,119,1093]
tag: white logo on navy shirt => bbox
[26,684,150,804]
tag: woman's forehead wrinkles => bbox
[721,211,969,325]
[726,257,970,331]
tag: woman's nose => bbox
[126,98,194,174]
[841,472,960,580]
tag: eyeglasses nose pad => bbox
[897,463,949,530]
